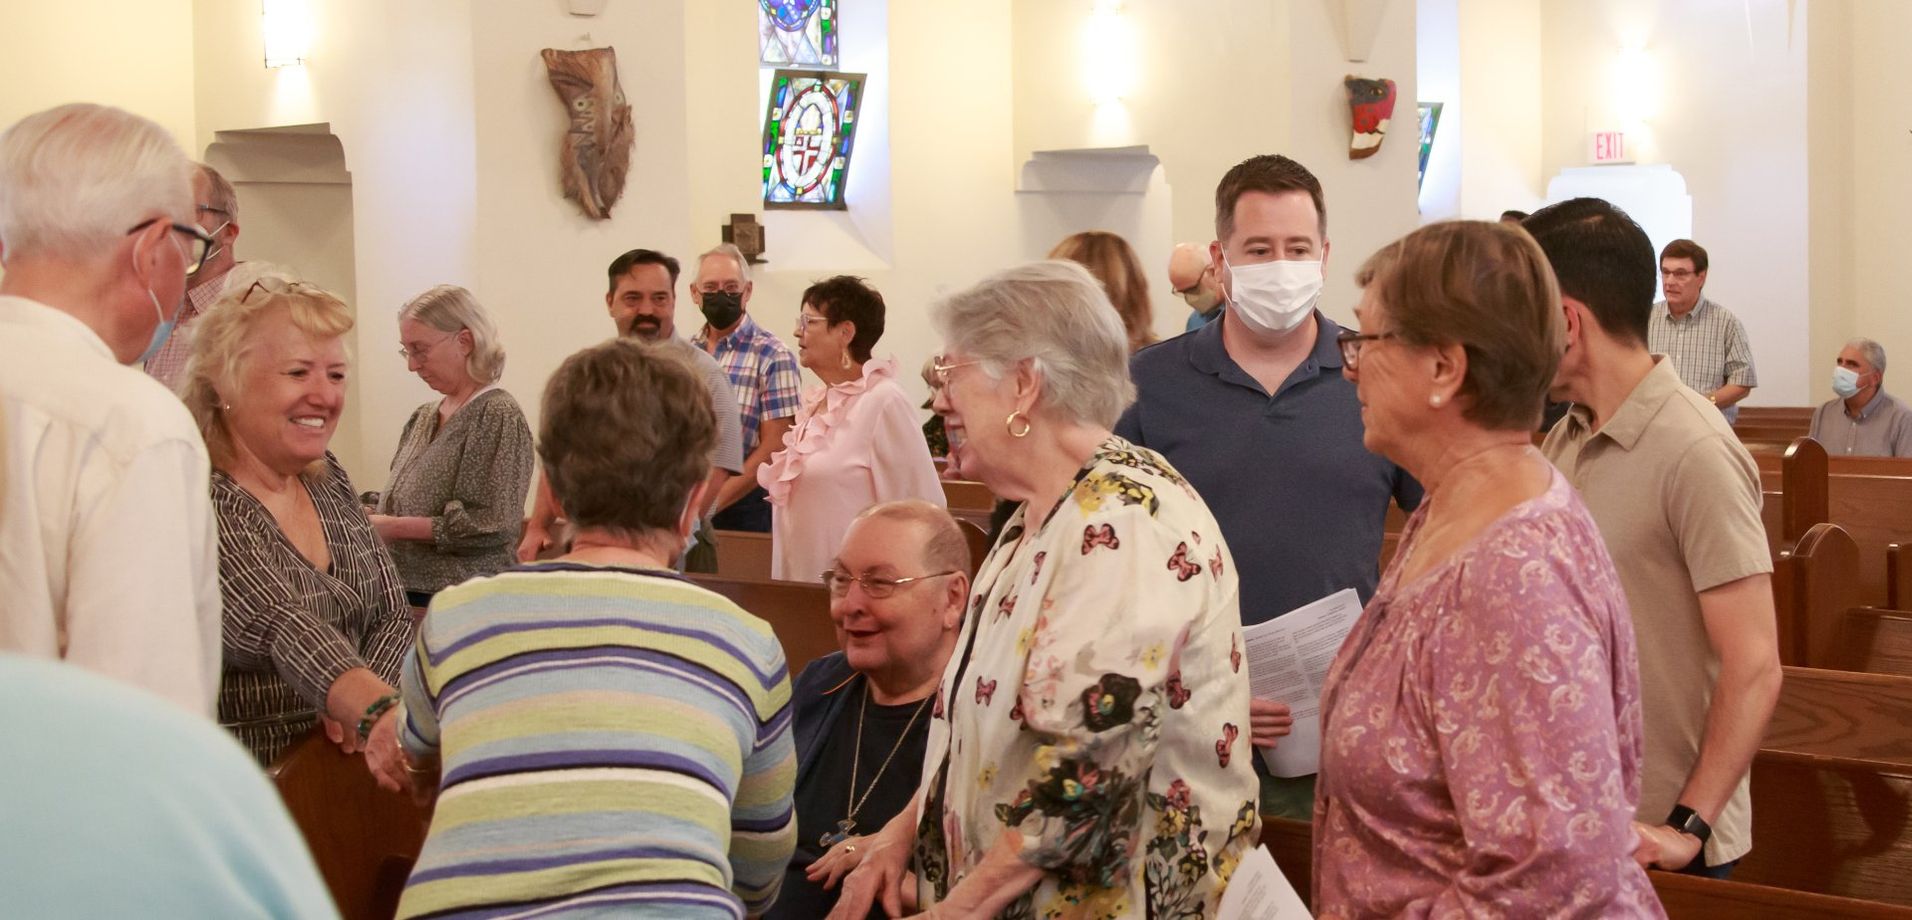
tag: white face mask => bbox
[1832,366,1864,399]
[1223,255,1323,336]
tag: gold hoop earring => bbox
[1005,411,1032,438]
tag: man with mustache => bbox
[516,248,743,568]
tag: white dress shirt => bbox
[0,295,221,715]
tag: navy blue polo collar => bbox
[1187,308,1345,394]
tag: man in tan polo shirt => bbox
[1525,198,1783,877]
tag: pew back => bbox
[687,574,836,675]
[1773,523,1861,668]
[1836,607,1912,677]
[713,529,773,581]
[269,730,428,920]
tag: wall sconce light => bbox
[263,0,313,69]
[1081,0,1139,106]
[1611,45,1660,125]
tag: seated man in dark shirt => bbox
[767,500,969,920]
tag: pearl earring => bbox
[1429,394,1444,407]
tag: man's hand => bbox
[1249,698,1294,748]
[1631,820,1703,871]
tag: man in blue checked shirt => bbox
[693,242,803,533]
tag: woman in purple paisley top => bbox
[1316,221,1664,917]
[819,260,1261,919]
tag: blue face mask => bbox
[1832,365,1864,399]
[137,288,179,366]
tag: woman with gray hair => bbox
[822,261,1261,919]
[370,284,535,608]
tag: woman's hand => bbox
[363,709,410,793]
[1249,697,1294,748]
[805,835,872,891]
[1631,820,1703,870]
[826,816,917,920]
[517,524,553,562]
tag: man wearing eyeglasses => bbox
[0,103,223,717]
[1169,242,1224,332]
[1648,239,1757,423]
[142,163,240,391]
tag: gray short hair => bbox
[400,284,507,384]
[196,163,237,219]
[692,242,752,286]
[0,103,192,263]
[1848,337,1887,376]
[932,260,1135,428]
[853,499,971,576]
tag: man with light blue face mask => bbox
[1116,154,1422,819]
[1808,338,1912,457]
[0,103,225,718]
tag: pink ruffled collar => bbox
[759,357,899,504]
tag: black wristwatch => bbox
[1665,804,1713,845]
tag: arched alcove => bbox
[1016,145,1182,342]
[202,125,366,477]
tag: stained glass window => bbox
[1416,102,1443,190]
[761,70,866,209]
[759,0,838,68]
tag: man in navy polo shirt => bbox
[1115,154,1420,818]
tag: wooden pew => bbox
[1892,544,1912,610]
[943,479,997,532]
[1772,522,1861,668]
[1739,666,1912,904]
[712,529,773,581]
[1259,815,1912,917]
[688,573,836,676]
[1835,607,1912,677]
[1760,439,1912,609]
[269,730,428,920]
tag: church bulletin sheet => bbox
[1243,588,1363,778]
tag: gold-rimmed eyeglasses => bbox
[930,355,983,384]
[399,332,458,361]
[820,568,959,599]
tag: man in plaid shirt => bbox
[143,163,240,391]
[1648,238,1758,423]
[693,243,802,533]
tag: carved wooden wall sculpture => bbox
[1344,76,1398,160]
[541,47,634,220]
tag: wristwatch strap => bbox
[1666,804,1713,845]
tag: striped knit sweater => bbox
[395,562,796,919]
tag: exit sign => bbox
[1591,131,1631,164]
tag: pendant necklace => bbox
[819,684,931,848]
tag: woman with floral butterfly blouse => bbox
[819,261,1260,920]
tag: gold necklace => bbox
[819,685,931,848]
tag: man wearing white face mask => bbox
[0,103,224,717]
[1809,338,1912,457]
[1116,154,1422,819]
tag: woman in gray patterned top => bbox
[180,276,412,788]
[370,285,534,607]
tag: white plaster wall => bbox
[0,0,196,145]
[1456,0,1542,219]
[1540,0,1810,407]
[193,0,481,487]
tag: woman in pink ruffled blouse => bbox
[759,276,944,581]
[1316,222,1664,917]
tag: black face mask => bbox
[700,291,744,330]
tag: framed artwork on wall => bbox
[761,69,866,210]
[759,0,838,68]
[1417,102,1443,190]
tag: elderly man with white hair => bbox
[0,103,222,715]
[1810,338,1912,457]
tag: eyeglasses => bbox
[820,568,959,599]
[1662,269,1699,281]
[125,218,215,274]
[930,355,984,384]
[399,332,458,361]
[239,277,313,303]
[796,314,828,328]
[1337,329,1399,370]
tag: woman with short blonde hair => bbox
[369,284,534,607]
[181,275,412,786]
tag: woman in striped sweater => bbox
[394,339,798,919]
